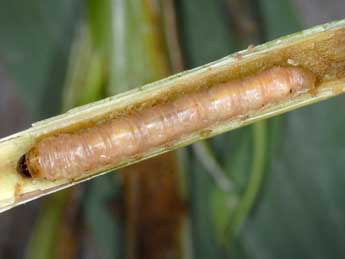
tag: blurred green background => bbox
[0,0,345,259]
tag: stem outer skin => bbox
[0,20,344,212]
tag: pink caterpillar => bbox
[18,67,316,180]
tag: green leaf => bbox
[0,0,81,119]
[177,0,236,67]
[62,25,105,110]
[107,0,170,94]
[258,0,301,39]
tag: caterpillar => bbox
[17,66,316,180]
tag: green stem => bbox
[226,121,267,243]
[193,141,234,192]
